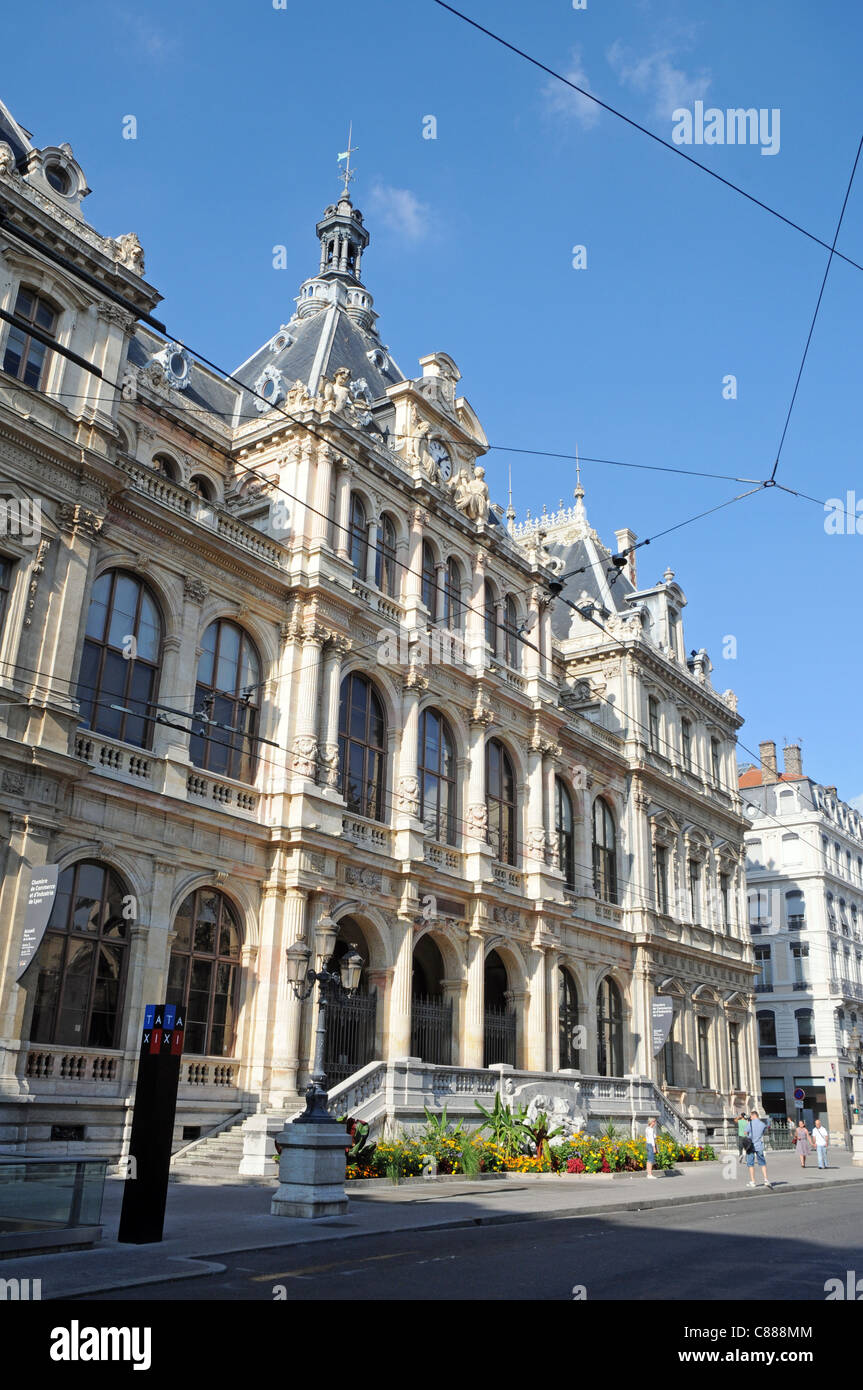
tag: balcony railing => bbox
[341,813,390,853]
[424,841,462,874]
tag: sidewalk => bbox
[10,1149,862,1299]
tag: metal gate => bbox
[484,1007,516,1067]
[411,994,453,1065]
[324,990,377,1086]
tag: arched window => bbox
[592,797,618,903]
[349,493,367,574]
[418,708,456,844]
[559,968,580,1069]
[189,620,260,783]
[486,738,516,865]
[27,860,128,1047]
[597,976,624,1076]
[152,453,179,482]
[442,556,462,630]
[375,514,398,597]
[166,889,242,1056]
[338,672,386,821]
[484,580,498,654]
[503,594,519,667]
[190,475,215,501]
[555,777,575,888]
[77,570,162,748]
[3,285,59,390]
[421,541,437,616]
[325,918,377,1083]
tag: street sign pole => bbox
[118,1003,185,1244]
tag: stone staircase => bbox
[170,1104,303,1185]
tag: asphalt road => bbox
[82,1184,862,1301]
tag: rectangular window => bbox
[791,943,809,987]
[729,1021,741,1091]
[697,1015,711,1088]
[655,844,669,914]
[755,945,772,991]
[3,286,58,389]
[648,696,660,752]
[681,719,692,770]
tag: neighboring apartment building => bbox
[740,741,863,1144]
[0,97,758,1160]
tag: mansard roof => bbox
[0,99,33,169]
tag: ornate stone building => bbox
[0,99,758,1160]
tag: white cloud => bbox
[367,183,432,243]
[541,49,600,130]
[606,40,711,121]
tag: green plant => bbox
[600,1119,624,1142]
[519,1111,564,1168]
[459,1135,483,1178]
[474,1094,529,1157]
[419,1105,464,1144]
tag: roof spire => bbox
[506,463,516,529]
[337,122,358,198]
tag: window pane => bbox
[349,680,368,740]
[107,575,140,649]
[23,340,47,389]
[167,952,187,998]
[215,624,240,692]
[76,642,101,728]
[2,326,26,379]
[55,940,95,1044]
[28,934,65,1042]
[72,864,105,932]
[197,624,217,686]
[137,593,161,662]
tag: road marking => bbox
[251,1251,416,1282]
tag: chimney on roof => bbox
[784,744,803,778]
[759,740,779,784]
[613,528,638,588]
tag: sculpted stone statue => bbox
[458,465,490,524]
[0,143,17,177]
[112,232,145,274]
[321,366,352,413]
[448,466,470,509]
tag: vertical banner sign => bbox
[16,866,59,980]
[652,996,674,1055]
[118,1003,185,1244]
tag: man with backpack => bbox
[743,1110,773,1189]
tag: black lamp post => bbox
[286,917,363,1124]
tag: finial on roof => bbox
[337,122,358,197]
[506,464,516,529]
[574,444,584,501]
[663,566,675,583]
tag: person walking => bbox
[736,1112,749,1163]
[793,1118,813,1169]
[745,1111,773,1189]
[812,1119,829,1170]
[645,1116,658,1178]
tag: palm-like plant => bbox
[519,1110,564,1166]
[474,1094,529,1157]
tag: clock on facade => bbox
[428,438,452,480]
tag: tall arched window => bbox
[349,493,367,574]
[166,889,242,1056]
[189,620,260,783]
[484,580,498,654]
[152,453,179,482]
[27,860,128,1048]
[421,541,437,616]
[486,738,516,865]
[3,285,59,389]
[375,514,398,597]
[418,708,456,844]
[442,556,462,630]
[592,797,618,903]
[558,968,581,1069]
[597,976,624,1076]
[77,570,162,748]
[556,777,575,888]
[503,594,519,667]
[338,672,386,821]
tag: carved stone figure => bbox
[448,467,470,509]
[321,366,352,413]
[112,232,145,274]
[466,802,489,837]
[286,379,310,408]
[0,142,18,177]
[291,735,318,778]
[396,775,420,816]
[455,466,490,524]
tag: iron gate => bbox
[484,1007,516,1067]
[411,994,453,1065]
[324,990,377,1086]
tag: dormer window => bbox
[2,286,59,390]
[45,163,71,195]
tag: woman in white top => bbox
[645,1117,658,1179]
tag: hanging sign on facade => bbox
[15,866,59,980]
[652,995,674,1055]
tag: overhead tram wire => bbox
[430,0,863,278]
[769,133,863,482]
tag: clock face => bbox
[429,438,452,479]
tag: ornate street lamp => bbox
[286,918,364,1124]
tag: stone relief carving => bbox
[58,503,103,539]
[466,803,489,836]
[291,735,318,778]
[344,865,383,890]
[493,905,522,928]
[110,232,145,274]
[396,775,420,816]
[183,577,209,604]
[0,142,17,177]
[1,770,26,795]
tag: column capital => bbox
[58,503,104,539]
[183,576,209,604]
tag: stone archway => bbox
[411,934,453,1065]
[323,916,378,1085]
[484,949,516,1067]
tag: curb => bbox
[58,1170,863,1299]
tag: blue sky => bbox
[6,1,863,799]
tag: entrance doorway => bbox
[484,949,516,1066]
[411,934,452,1065]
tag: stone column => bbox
[388,917,414,1058]
[524,587,542,680]
[317,636,349,789]
[290,630,323,780]
[395,670,425,824]
[631,954,654,1079]
[153,577,208,768]
[467,549,486,669]
[525,949,547,1071]
[547,954,561,1072]
[466,710,493,851]
[333,460,353,560]
[310,444,335,550]
[294,438,315,547]
[364,517,379,585]
[32,506,103,752]
[441,977,467,1064]
[583,973,599,1074]
[507,987,528,1071]
[404,507,425,623]
[525,740,547,865]
[366,967,394,1063]
[463,933,485,1068]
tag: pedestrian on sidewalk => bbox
[645,1117,658,1178]
[736,1112,749,1162]
[793,1118,813,1169]
[812,1119,829,1169]
[745,1111,773,1189]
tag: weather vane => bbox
[337,123,358,196]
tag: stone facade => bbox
[0,99,758,1159]
[740,741,863,1146]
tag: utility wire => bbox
[431,0,863,277]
